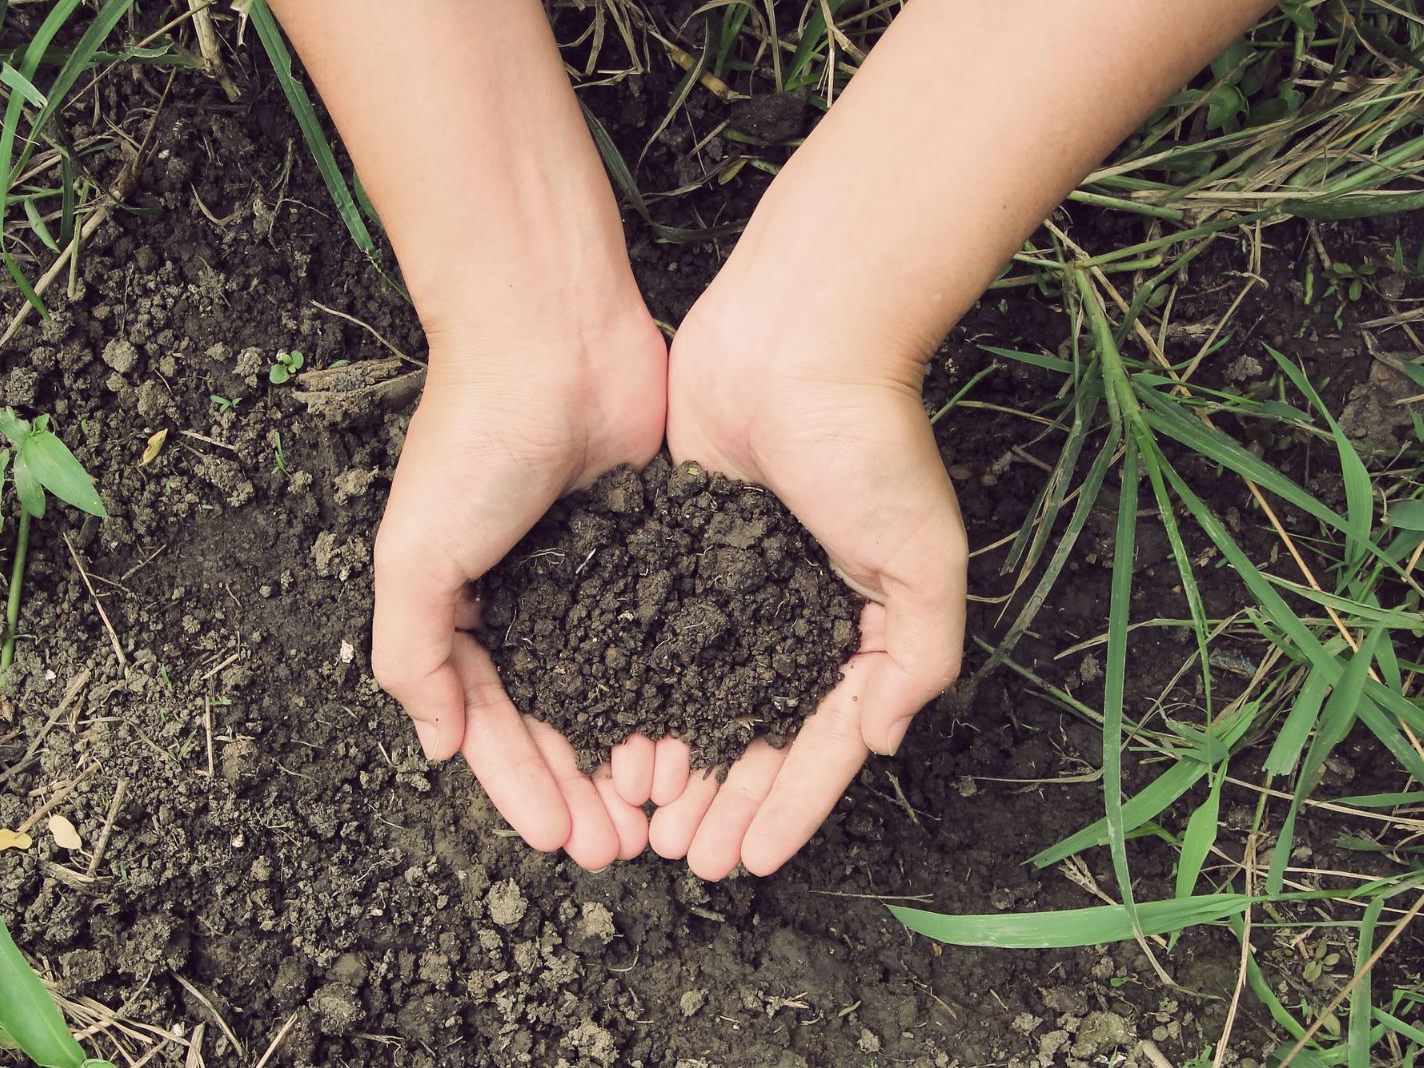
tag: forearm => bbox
[267,0,630,344]
[717,0,1275,381]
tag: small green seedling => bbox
[0,918,116,1068]
[268,348,304,385]
[209,393,240,414]
[0,408,107,688]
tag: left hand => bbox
[658,294,968,880]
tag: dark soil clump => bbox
[480,454,863,768]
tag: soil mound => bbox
[481,455,862,769]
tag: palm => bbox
[374,317,668,871]
[663,347,967,879]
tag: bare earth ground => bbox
[1,20,1421,1068]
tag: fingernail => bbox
[586,865,611,875]
[881,717,913,756]
[414,721,440,760]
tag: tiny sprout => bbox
[269,349,305,385]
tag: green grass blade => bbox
[0,920,86,1068]
[888,893,1253,950]
[979,345,1074,375]
[0,0,78,234]
[1268,348,1372,572]
[784,0,846,89]
[1,62,46,107]
[1140,432,1213,712]
[12,0,132,185]
[1103,433,1146,946]
[1030,701,1256,867]
[1139,387,1351,534]
[1349,897,1384,1068]
[2,250,47,319]
[581,100,649,217]
[1175,763,1225,901]
[1333,790,1424,808]
[22,195,57,252]
[248,0,373,255]
[1265,669,1330,778]
[1268,630,1383,896]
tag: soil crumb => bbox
[481,454,862,769]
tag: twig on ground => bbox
[63,535,127,675]
[86,777,127,877]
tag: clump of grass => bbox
[0,408,106,689]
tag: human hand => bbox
[372,303,670,871]
[657,297,968,880]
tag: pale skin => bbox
[270,0,1274,879]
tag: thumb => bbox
[859,478,967,756]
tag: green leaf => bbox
[0,408,27,444]
[1,251,49,321]
[1264,668,1329,777]
[268,364,290,385]
[889,893,1253,949]
[1205,84,1246,129]
[0,920,87,1068]
[1103,434,1146,945]
[12,452,45,519]
[0,61,46,106]
[1349,897,1384,1068]
[19,430,105,517]
[1175,765,1225,901]
[1387,500,1424,532]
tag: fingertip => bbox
[651,736,692,806]
[739,836,790,878]
[594,769,650,860]
[402,666,467,761]
[611,734,656,806]
[649,769,718,860]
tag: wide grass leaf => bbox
[0,920,86,1068]
[888,894,1253,949]
[20,429,105,517]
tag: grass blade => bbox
[1349,897,1384,1068]
[1103,432,1146,947]
[1175,763,1225,901]
[247,0,373,255]
[888,893,1253,950]
[1267,630,1382,895]
[0,0,78,232]
[11,0,133,186]
[0,920,86,1068]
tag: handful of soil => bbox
[480,455,863,770]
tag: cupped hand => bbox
[371,306,674,870]
[660,302,968,880]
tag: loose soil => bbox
[482,457,861,770]
[1,6,1421,1068]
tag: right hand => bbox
[371,302,672,871]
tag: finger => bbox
[686,741,787,882]
[372,525,467,760]
[651,736,692,806]
[594,766,650,860]
[611,733,656,806]
[452,637,570,853]
[648,767,719,860]
[861,477,967,757]
[527,719,620,872]
[740,658,872,877]
[454,586,482,631]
